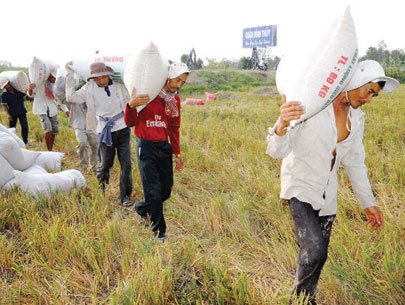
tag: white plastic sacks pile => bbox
[0,125,86,197]
[0,70,30,93]
[276,7,359,126]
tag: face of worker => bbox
[347,82,382,109]
[47,74,56,83]
[94,75,110,87]
[4,82,15,92]
[165,73,189,93]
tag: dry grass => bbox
[0,84,403,304]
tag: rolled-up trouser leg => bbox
[289,197,335,305]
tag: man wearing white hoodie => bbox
[266,60,399,304]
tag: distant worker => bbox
[124,62,189,242]
[54,77,99,172]
[28,72,69,151]
[1,81,29,144]
[68,101,99,171]
[266,60,399,304]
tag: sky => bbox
[1,0,404,68]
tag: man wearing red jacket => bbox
[124,62,189,242]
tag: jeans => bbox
[289,197,336,305]
[97,127,132,202]
[135,138,173,238]
[9,113,29,144]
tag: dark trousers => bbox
[289,197,336,305]
[9,113,29,144]
[135,138,173,238]
[97,127,132,202]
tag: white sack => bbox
[54,68,84,101]
[2,179,16,190]
[29,56,58,85]
[53,68,67,101]
[13,169,86,197]
[0,124,25,148]
[0,154,14,188]
[56,169,87,189]
[124,42,169,112]
[34,151,64,172]
[3,164,47,190]
[70,53,129,82]
[0,132,39,170]
[25,164,48,174]
[276,7,358,126]
[0,70,30,93]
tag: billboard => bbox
[243,25,277,48]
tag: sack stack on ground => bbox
[29,56,59,85]
[124,42,169,112]
[0,124,26,148]
[0,124,85,196]
[0,70,30,93]
[276,6,359,126]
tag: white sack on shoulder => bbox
[0,70,30,93]
[70,53,128,82]
[29,56,58,85]
[34,151,64,172]
[0,132,39,170]
[124,42,169,112]
[0,154,15,188]
[13,169,86,197]
[276,7,358,126]
[0,124,25,148]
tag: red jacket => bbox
[124,95,181,155]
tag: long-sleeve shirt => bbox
[29,82,58,116]
[266,104,375,216]
[65,70,129,134]
[124,96,181,155]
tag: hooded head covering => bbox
[345,60,399,92]
[168,62,190,79]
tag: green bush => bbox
[182,69,273,94]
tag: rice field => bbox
[0,79,403,304]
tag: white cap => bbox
[345,60,399,92]
[168,62,190,79]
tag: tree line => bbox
[2,41,404,82]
